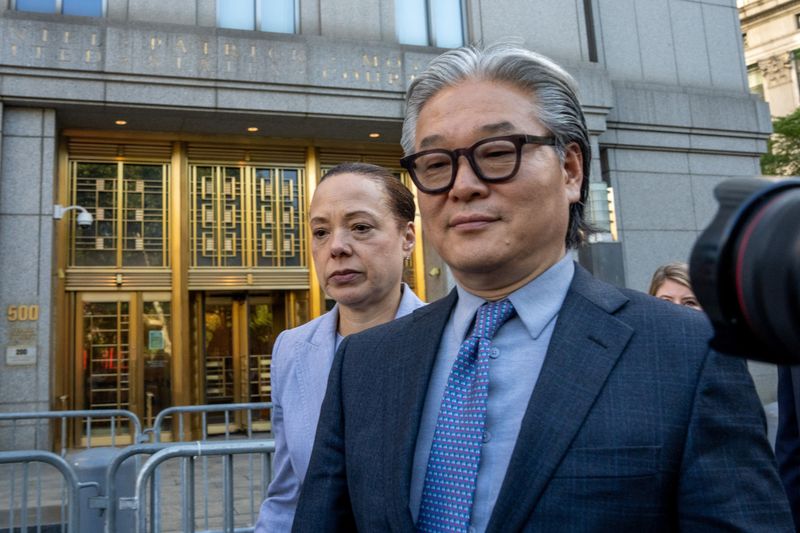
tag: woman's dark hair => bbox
[321,162,416,227]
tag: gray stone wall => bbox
[0,107,57,449]
[601,83,769,291]
[594,0,746,91]
[471,1,591,62]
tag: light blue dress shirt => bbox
[409,254,575,532]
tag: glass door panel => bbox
[247,295,286,430]
[195,292,296,434]
[75,292,174,445]
[203,298,237,431]
[78,294,133,443]
[142,295,172,430]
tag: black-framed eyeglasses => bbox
[400,134,556,194]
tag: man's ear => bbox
[563,142,583,204]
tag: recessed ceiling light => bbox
[247,127,259,132]
[115,120,127,126]
[368,132,380,138]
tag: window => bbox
[14,0,104,17]
[396,0,465,48]
[70,161,170,267]
[190,164,307,268]
[63,0,103,17]
[796,13,800,30]
[217,0,296,34]
[583,0,598,63]
[748,65,764,98]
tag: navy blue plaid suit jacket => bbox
[294,264,793,532]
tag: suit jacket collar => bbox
[486,264,633,532]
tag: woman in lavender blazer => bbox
[255,163,425,532]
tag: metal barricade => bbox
[147,402,272,443]
[0,409,144,455]
[142,403,273,531]
[0,450,85,533]
[119,440,274,533]
[101,443,173,533]
[1,405,275,532]
[0,410,143,532]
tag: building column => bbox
[0,106,57,449]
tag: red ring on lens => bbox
[734,196,780,332]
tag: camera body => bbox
[690,177,800,364]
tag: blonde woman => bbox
[648,262,701,310]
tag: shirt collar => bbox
[453,254,575,341]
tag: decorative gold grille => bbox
[70,161,169,267]
[191,165,306,268]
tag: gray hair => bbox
[401,42,593,248]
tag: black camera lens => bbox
[690,178,800,364]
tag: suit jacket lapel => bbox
[487,267,633,532]
[293,307,339,473]
[384,290,458,529]
[790,366,800,430]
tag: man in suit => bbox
[293,43,793,532]
[776,366,800,528]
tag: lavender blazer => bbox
[255,284,425,532]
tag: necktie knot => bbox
[471,299,515,341]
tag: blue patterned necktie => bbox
[417,299,516,532]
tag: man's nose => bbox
[450,154,489,200]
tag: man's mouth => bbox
[449,213,499,230]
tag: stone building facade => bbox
[740,0,800,116]
[0,0,769,447]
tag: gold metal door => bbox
[203,297,238,426]
[140,293,174,430]
[198,292,287,434]
[246,295,284,430]
[75,292,172,444]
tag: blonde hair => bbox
[648,262,692,296]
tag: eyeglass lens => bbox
[411,137,519,191]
